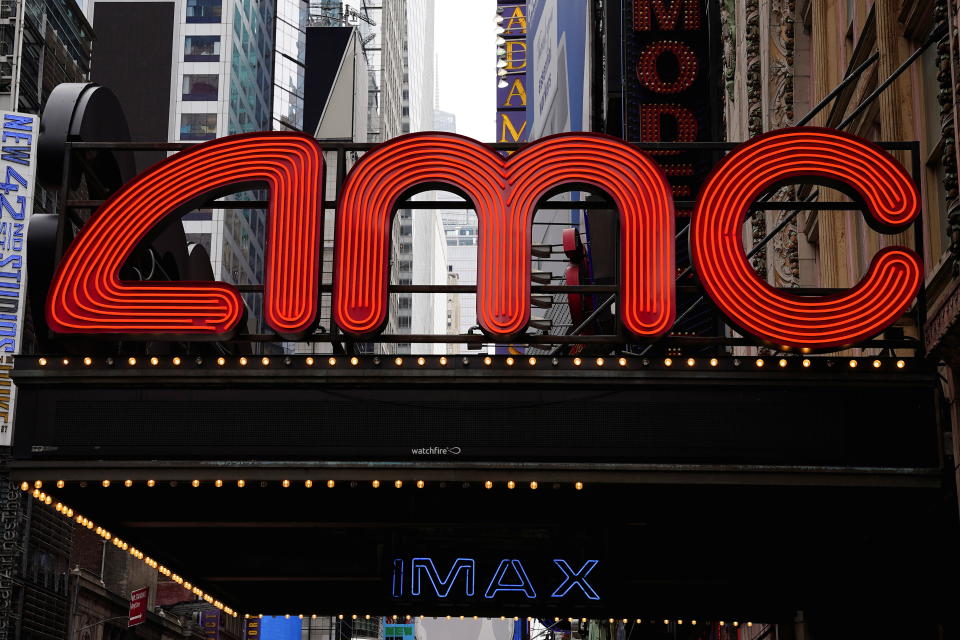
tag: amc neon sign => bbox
[45,128,921,350]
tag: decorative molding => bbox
[745,0,767,279]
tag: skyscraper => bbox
[91,0,276,335]
[380,0,446,355]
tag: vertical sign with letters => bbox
[497,1,529,143]
[623,0,721,339]
[0,111,38,445]
[201,608,221,639]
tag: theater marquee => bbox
[43,129,920,350]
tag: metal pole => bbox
[837,24,947,130]
[795,52,879,126]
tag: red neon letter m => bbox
[333,132,675,339]
[47,132,324,340]
[634,0,701,31]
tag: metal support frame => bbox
[54,139,925,354]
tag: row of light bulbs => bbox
[246,614,756,628]
[35,355,909,370]
[21,479,585,491]
[22,484,237,617]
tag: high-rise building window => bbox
[182,74,219,101]
[186,0,222,22]
[184,35,221,61]
[180,113,218,140]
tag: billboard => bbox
[0,111,39,446]
[527,0,591,138]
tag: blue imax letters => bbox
[392,557,599,601]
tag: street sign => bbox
[128,587,148,626]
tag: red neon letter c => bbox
[47,132,323,339]
[691,127,922,350]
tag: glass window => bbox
[186,0,221,22]
[184,35,220,61]
[182,74,219,101]
[180,113,218,140]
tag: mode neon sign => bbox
[45,128,921,350]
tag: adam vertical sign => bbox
[497,1,529,143]
[0,111,38,445]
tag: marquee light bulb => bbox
[350,357,359,366]
[507,481,515,489]
[573,357,582,366]
[755,358,764,367]
[709,358,718,367]
[124,479,132,487]
[802,358,811,368]
[217,357,225,366]
[417,357,426,366]
[102,480,110,488]
[394,480,403,488]
[282,479,290,488]
[83,357,92,366]
[416,480,425,488]
[686,358,694,367]
[439,357,448,366]
[327,480,335,488]
[530,481,538,490]
[778,358,787,368]
[484,481,493,489]
[873,359,881,368]
[237,480,245,487]
[127,357,136,366]
[618,357,627,366]
[664,358,672,367]
[172,357,181,366]
[305,480,313,488]
[575,481,584,490]
[596,357,605,366]
[328,357,337,366]
[38,357,47,366]
[192,480,200,487]
[483,357,492,366]
[849,359,858,368]
[897,359,906,368]
[528,357,536,365]
[147,479,155,487]
[261,357,270,366]
[372,480,380,488]
[506,357,514,366]
[395,357,403,366]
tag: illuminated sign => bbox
[391,557,600,601]
[44,128,921,350]
[497,1,528,143]
[0,111,39,446]
[624,0,718,200]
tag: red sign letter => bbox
[47,132,323,339]
[691,128,921,350]
[333,132,675,338]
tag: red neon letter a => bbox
[333,132,675,339]
[691,128,921,350]
[47,132,324,340]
